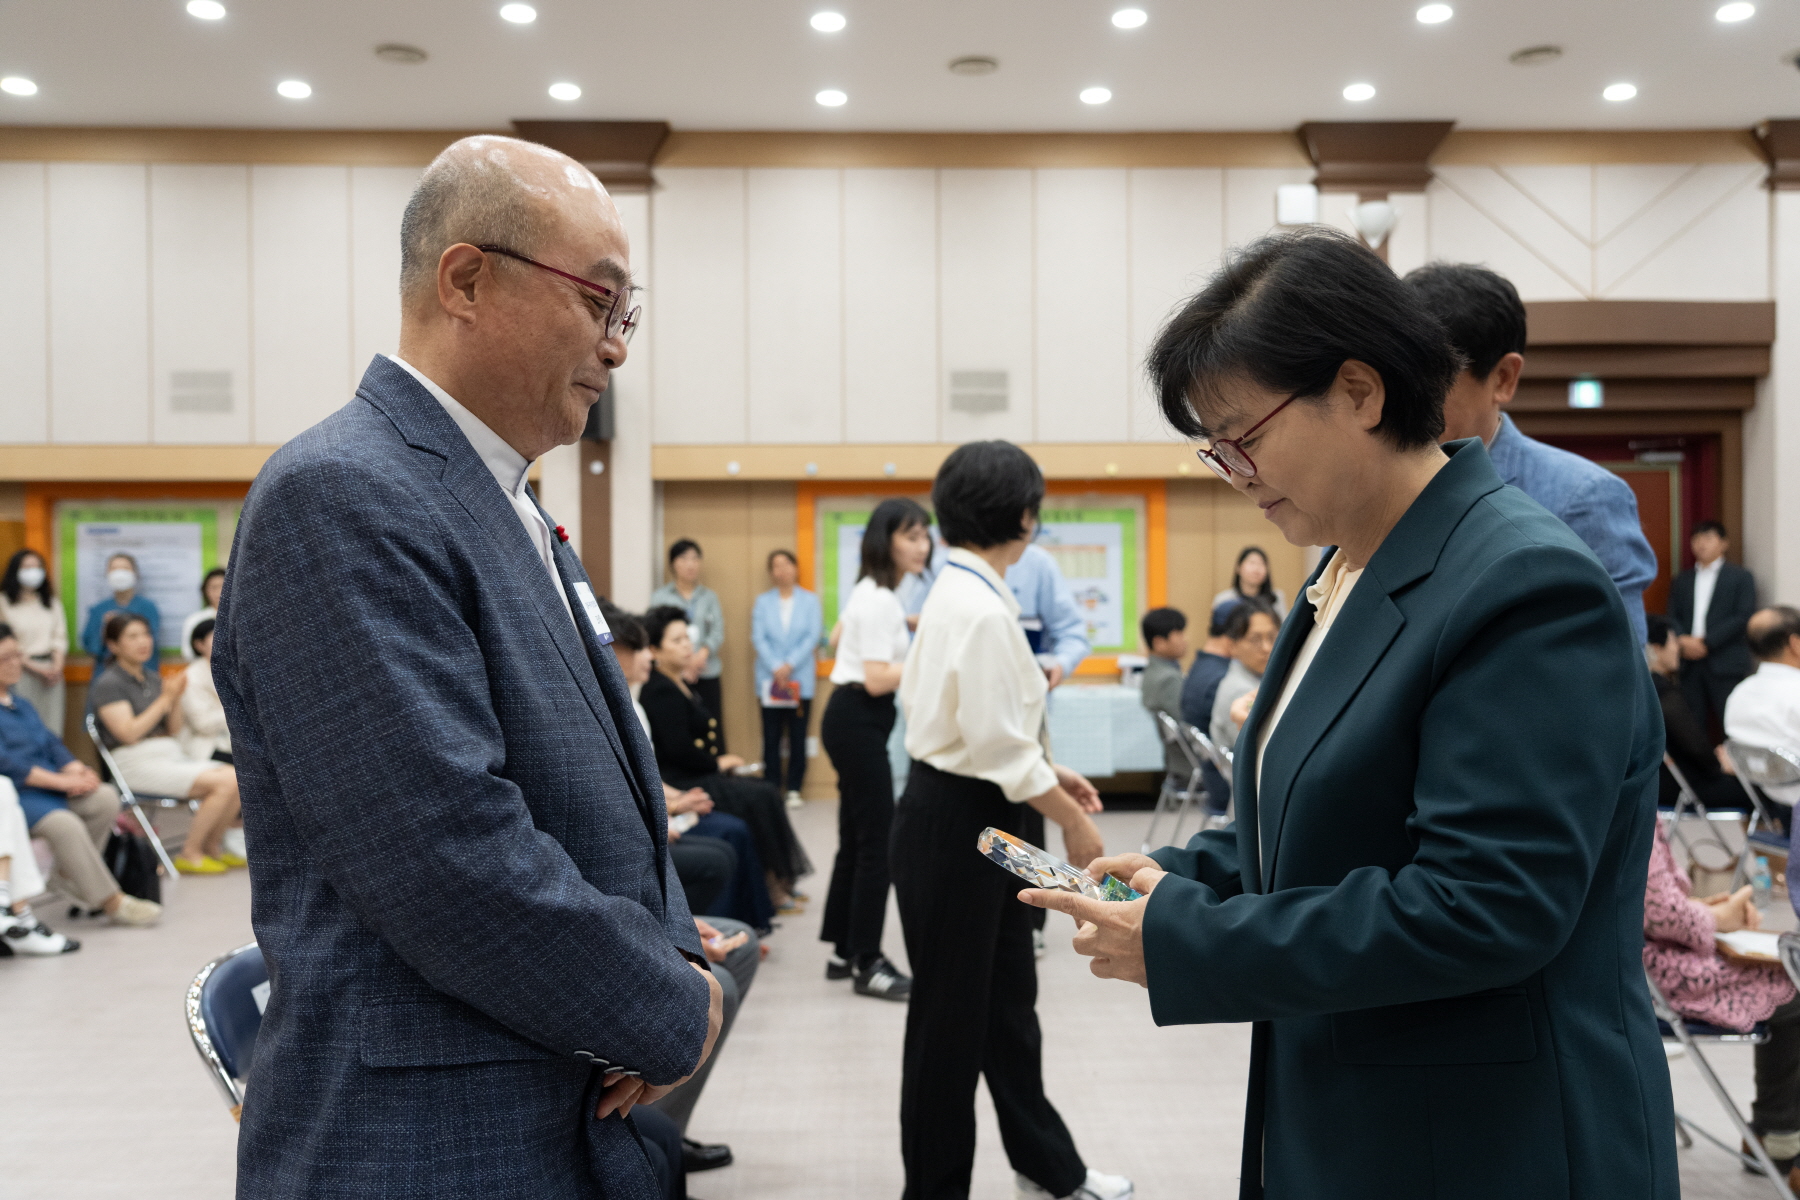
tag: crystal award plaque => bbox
[977,827,1142,902]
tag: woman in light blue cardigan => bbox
[751,549,823,800]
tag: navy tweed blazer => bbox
[213,355,706,1200]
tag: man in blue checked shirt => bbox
[1407,263,1657,644]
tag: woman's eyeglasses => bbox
[476,244,641,344]
[1195,392,1301,480]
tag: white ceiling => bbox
[0,0,1796,132]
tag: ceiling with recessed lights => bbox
[0,0,1793,131]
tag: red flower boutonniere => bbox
[554,525,570,544]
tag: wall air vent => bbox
[948,370,1008,414]
[170,370,233,413]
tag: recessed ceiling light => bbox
[1080,86,1113,105]
[1112,8,1148,28]
[276,79,311,99]
[186,0,226,18]
[815,88,848,106]
[548,81,581,101]
[949,55,999,75]
[811,11,846,32]
[1343,82,1376,101]
[374,43,428,64]
[1603,82,1637,101]
[1416,3,1452,23]
[1509,44,1563,65]
[1716,2,1754,20]
[0,76,37,96]
[499,3,536,23]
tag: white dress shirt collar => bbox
[386,354,531,497]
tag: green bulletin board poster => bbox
[60,506,222,656]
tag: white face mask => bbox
[106,568,137,592]
[16,567,45,590]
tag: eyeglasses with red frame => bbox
[1195,392,1302,480]
[476,244,641,344]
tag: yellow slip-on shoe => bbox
[216,853,248,869]
[176,856,227,875]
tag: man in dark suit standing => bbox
[214,135,721,1200]
[1667,520,1758,736]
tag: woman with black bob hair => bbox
[892,440,1129,1200]
[820,497,933,1000]
[1025,226,1677,1198]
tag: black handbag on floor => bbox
[103,830,163,904]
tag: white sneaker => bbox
[2,910,80,956]
[1016,1170,1134,1200]
[785,791,804,809]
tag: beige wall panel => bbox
[1209,485,1309,613]
[1593,164,1695,241]
[1743,192,1800,605]
[611,191,657,610]
[1127,169,1223,444]
[0,163,48,443]
[349,166,419,381]
[747,169,842,444]
[150,164,251,445]
[843,168,938,444]
[1164,479,1308,640]
[1035,169,1130,444]
[1221,167,1313,253]
[1423,178,1587,302]
[656,480,798,758]
[49,163,150,444]
[939,169,1034,443]
[1429,167,1590,297]
[1386,192,1430,278]
[251,165,353,444]
[1599,165,1769,301]
[651,168,747,444]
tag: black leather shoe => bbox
[681,1137,733,1172]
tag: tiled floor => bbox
[0,802,1786,1198]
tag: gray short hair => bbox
[399,136,559,300]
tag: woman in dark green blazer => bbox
[1025,229,1675,1199]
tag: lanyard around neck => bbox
[946,560,1005,600]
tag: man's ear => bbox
[1339,359,1386,432]
[437,243,490,324]
[1489,352,1525,407]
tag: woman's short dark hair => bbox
[103,610,151,645]
[1221,599,1276,641]
[667,538,702,566]
[600,602,647,652]
[200,566,226,598]
[190,617,216,653]
[643,605,689,650]
[859,499,931,590]
[1,548,52,607]
[767,548,798,574]
[1147,227,1461,451]
[1401,262,1527,381]
[1232,546,1274,599]
[932,441,1044,549]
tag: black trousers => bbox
[1681,663,1746,744]
[1755,995,1800,1136]
[693,676,724,741]
[761,699,811,794]
[891,760,1085,1200]
[669,834,736,916]
[819,684,896,965]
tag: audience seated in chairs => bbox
[1208,599,1278,752]
[604,604,776,933]
[91,612,241,876]
[0,623,159,928]
[1727,606,1800,809]
[1647,614,1748,811]
[0,778,80,954]
[1645,818,1800,1183]
[640,605,811,912]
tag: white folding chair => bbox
[1660,753,1741,882]
[1723,741,1800,889]
[85,711,192,879]
[1145,711,1207,853]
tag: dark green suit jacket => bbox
[1145,440,1676,1200]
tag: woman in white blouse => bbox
[893,441,1128,1200]
[0,549,68,736]
[179,618,232,764]
[819,498,932,1001]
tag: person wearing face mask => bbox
[1025,228,1675,1199]
[0,549,69,737]
[80,552,161,663]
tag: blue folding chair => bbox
[185,942,267,1120]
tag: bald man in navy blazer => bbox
[214,136,720,1200]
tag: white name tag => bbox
[573,582,613,645]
